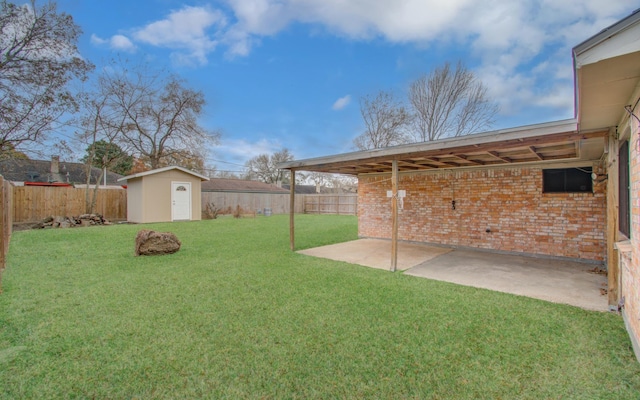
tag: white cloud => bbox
[90,34,106,46]
[91,34,136,53]
[216,138,283,164]
[217,0,631,114]
[95,0,633,116]
[332,95,351,110]
[110,35,136,52]
[222,27,258,58]
[226,0,474,41]
[132,6,225,66]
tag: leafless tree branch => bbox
[244,148,294,184]
[408,61,498,142]
[0,0,92,155]
[97,65,219,170]
[353,90,410,150]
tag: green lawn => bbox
[1,214,639,399]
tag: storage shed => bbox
[118,166,209,223]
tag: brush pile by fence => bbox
[31,214,112,229]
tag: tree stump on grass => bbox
[134,230,181,256]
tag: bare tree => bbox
[305,172,357,193]
[154,149,207,174]
[408,61,498,142]
[244,148,294,184]
[0,0,93,155]
[101,66,219,170]
[353,90,410,150]
[306,171,328,193]
[76,80,129,213]
[213,169,241,179]
[327,174,358,193]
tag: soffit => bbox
[576,51,640,131]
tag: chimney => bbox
[51,155,60,174]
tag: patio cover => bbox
[279,119,605,176]
[278,119,607,270]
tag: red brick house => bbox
[280,10,640,361]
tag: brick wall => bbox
[358,166,606,261]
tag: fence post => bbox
[0,175,5,272]
[0,175,13,291]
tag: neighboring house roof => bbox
[201,178,288,193]
[278,119,604,175]
[0,156,124,185]
[282,184,317,194]
[118,165,209,182]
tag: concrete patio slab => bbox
[299,239,608,311]
[298,238,451,271]
[406,250,608,311]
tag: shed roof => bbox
[118,166,209,182]
[278,119,606,175]
[201,178,288,193]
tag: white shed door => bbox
[171,182,192,221]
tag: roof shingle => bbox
[0,157,124,185]
[201,178,288,193]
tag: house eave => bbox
[573,8,640,63]
[572,9,640,131]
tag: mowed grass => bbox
[1,214,639,399]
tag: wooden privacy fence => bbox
[8,187,355,226]
[12,186,127,223]
[201,192,357,216]
[1,175,14,289]
[303,194,357,215]
[202,192,305,215]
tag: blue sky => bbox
[54,0,633,173]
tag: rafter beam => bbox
[427,158,460,167]
[451,154,483,165]
[399,160,433,170]
[528,146,544,160]
[487,151,512,163]
[407,158,443,168]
